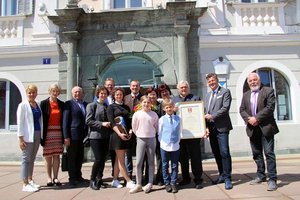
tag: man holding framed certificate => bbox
[172,80,204,189]
[204,73,233,190]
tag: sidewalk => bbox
[0,154,299,200]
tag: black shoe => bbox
[53,179,62,186]
[69,181,77,188]
[78,177,89,183]
[178,179,191,186]
[171,185,178,193]
[47,181,54,186]
[224,179,233,190]
[212,177,225,185]
[90,180,100,190]
[165,184,172,193]
[96,179,107,189]
[195,183,203,189]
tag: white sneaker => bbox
[22,184,39,192]
[111,180,123,188]
[126,180,135,189]
[129,184,142,194]
[142,183,153,193]
[29,180,40,189]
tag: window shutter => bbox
[18,0,34,15]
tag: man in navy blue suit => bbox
[204,73,233,190]
[63,86,88,187]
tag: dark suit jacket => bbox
[40,97,65,146]
[63,99,88,141]
[205,86,233,132]
[124,93,142,112]
[240,86,279,137]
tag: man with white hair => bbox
[240,72,279,191]
[172,80,204,189]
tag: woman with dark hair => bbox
[107,87,135,189]
[86,86,111,190]
[157,83,172,103]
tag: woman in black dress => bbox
[107,87,135,189]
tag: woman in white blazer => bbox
[17,84,43,192]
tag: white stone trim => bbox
[0,72,26,100]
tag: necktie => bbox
[251,91,257,116]
[208,91,217,114]
[169,115,173,124]
[78,101,85,115]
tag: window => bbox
[99,56,162,88]
[243,68,292,121]
[0,80,22,130]
[0,0,17,16]
[113,0,142,8]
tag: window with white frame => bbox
[243,68,292,121]
[0,80,22,130]
[113,0,142,8]
[0,0,33,16]
[0,0,17,16]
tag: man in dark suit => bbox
[240,72,279,191]
[204,73,233,190]
[172,80,204,189]
[124,80,142,179]
[63,86,88,187]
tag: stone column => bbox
[63,31,80,99]
[67,40,76,99]
[175,25,190,82]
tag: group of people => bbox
[17,72,279,193]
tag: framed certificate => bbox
[177,101,206,139]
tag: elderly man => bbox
[204,73,233,190]
[63,86,88,187]
[240,72,279,191]
[172,80,204,189]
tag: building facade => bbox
[0,0,299,161]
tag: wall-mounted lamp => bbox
[212,57,230,75]
[38,3,48,16]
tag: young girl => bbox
[130,95,159,194]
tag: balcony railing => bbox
[0,15,26,46]
[230,2,286,34]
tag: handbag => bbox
[61,148,68,172]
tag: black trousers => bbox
[90,138,110,180]
[67,140,84,182]
[179,138,203,184]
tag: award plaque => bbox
[177,101,206,139]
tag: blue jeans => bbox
[249,127,277,181]
[208,126,232,181]
[160,149,180,185]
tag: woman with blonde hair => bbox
[40,83,64,186]
[17,84,43,192]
